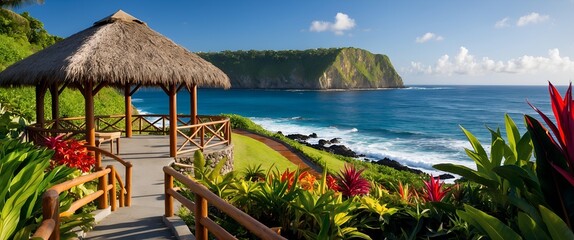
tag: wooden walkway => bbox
[84,130,320,239]
[85,135,176,240]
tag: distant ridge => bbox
[198,47,404,89]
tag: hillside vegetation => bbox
[0,10,126,121]
[199,47,404,89]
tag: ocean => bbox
[132,85,558,173]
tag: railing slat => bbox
[167,188,196,211]
[200,217,238,240]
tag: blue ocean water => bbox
[132,85,558,172]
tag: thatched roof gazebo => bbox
[0,10,230,158]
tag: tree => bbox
[0,0,44,9]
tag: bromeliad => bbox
[421,175,451,202]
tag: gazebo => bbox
[0,10,231,163]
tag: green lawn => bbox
[297,145,346,173]
[232,133,297,173]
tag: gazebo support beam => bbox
[82,80,96,149]
[35,82,48,127]
[124,85,133,138]
[49,84,59,129]
[190,84,197,125]
[168,84,177,157]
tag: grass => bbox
[232,133,297,173]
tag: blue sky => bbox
[16,0,574,85]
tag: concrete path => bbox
[233,129,322,176]
[85,135,176,240]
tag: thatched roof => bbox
[0,10,230,88]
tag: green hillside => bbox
[198,47,404,89]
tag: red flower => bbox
[326,174,340,191]
[422,175,451,202]
[44,136,95,173]
[528,82,574,186]
[280,168,296,188]
[335,164,371,197]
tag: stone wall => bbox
[173,144,234,175]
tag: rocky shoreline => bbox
[282,131,455,180]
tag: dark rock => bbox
[374,158,424,175]
[328,145,358,158]
[309,133,318,138]
[286,134,310,141]
[437,174,455,180]
[318,139,329,146]
[329,138,341,144]
[310,144,329,152]
[277,131,283,135]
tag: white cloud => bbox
[408,47,574,76]
[517,12,549,27]
[309,13,356,35]
[415,32,444,43]
[495,17,510,29]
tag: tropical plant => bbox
[433,114,536,209]
[421,175,451,202]
[526,82,574,228]
[290,190,371,240]
[242,164,266,181]
[190,150,235,198]
[333,164,371,198]
[0,104,26,140]
[0,140,91,240]
[395,180,413,204]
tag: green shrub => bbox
[0,140,92,239]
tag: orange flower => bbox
[299,172,316,191]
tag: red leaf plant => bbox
[334,164,371,197]
[528,82,574,186]
[44,135,95,173]
[421,175,451,202]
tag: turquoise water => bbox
[133,85,557,172]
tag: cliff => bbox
[198,48,404,89]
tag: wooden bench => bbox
[95,132,121,154]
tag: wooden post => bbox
[169,84,177,157]
[49,84,59,129]
[43,189,60,240]
[98,167,108,210]
[84,80,96,147]
[126,165,132,207]
[195,194,208,240]
[165,172,174,217]
[109,166,117,211]
[35,84,47,128]
[190,84,198,125]
[124,85,132,138]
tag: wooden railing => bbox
[86,145,133,207]
[164,167,285,240]
[32,147,132,240]
[25,114,231,155]
[176,115,231,155]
